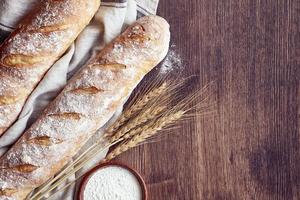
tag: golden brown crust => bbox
[69,86,105,94]
[0,15,170,200]
[48,112,82,120]
[2,54,49,68]
[0,0,100,136]
[28,136,63,146]
[0,88,28,105]
[8,164,38,173]
[0,188,18,196]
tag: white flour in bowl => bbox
[83,166,143,200]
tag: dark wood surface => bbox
[117,1,300,200]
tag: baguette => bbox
[0,15,170,200]
[0,0,101,136]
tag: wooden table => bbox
[117,1,300,199]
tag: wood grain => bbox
[116,0,300,199]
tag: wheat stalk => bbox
[29,84,169,200]
[30,106,168,200]
[45,111,185,199]
[29,79,215,200]
[29,140,120,200]
[35,111,183,200]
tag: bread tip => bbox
[145,15,170,30]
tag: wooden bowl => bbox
[78,162,147,200]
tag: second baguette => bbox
[0,15,170,200]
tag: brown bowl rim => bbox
[78,161,147,200]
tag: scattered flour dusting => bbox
[84,166,142,200]
[160,44,182,74]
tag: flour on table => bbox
[159,44,182,74]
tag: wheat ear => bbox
[105,82,167,136]
[104,111,184,162]
[109,106,166,143]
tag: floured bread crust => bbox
[0,0,100,136]
[0,15,170,200]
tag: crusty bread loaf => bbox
[0,15,170,200]
[0,0,101,136]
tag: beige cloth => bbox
[0,0,160,199]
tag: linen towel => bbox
[0,0,160,199]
